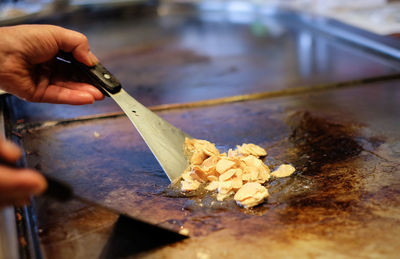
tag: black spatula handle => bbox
[57,51,121,94]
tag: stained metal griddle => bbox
[21,80,400,258]
[5,2,400,258]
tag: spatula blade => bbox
[109,89,190,182]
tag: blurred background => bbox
[1,0,400,35]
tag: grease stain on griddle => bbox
[287,111,363,175]
[264,111,394,239]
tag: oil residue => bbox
[268,110,388,234]
[287,111,362,175]
[161,181,236,211]
[161,182,207,199]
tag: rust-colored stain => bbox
[288,111,364,169]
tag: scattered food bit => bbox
[180,138,296,208]
[271,164,296,178]
[196,251,210,259]
[179,227,190,236]
[93,131,101,138]
[19,237,27,247]
[16,212,22,221]
[11,131,22,138]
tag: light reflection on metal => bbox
[320,21,400,59]
[198,1,225,12]
[316,37,329,73]
[198,1,256,24]
[0,101,19,259]
[298,31,313,77]
[226,1,253,13]
[226,11,254,24]
[0,208,19,259]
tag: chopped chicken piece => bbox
[193,139,218,154]
[217,186,234,201]
[184,138,197,153]
[217,181,235,201]
[190,166,208,182]
[205,181,219,191]
[207,175,218,182]
[242,166,259,182]
[228,148,239,157]
[185,138,219,165]
[271,164,296,178]
[234,182,269,208]
[203,143,219,156]
[236,143,267,157]
[216,158,236,174]
[181,171,193,181]
[190,150,208,165]
[231,176,243,190]
[219,169,237,182]
[218,180,233,192]
[181,179,201,191]
[241,155,264,168]
[257,164,270,183]
[202,156,220,171]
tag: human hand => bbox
[0,24,104,105]
[0,138,46,208]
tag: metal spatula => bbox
[57,52,190,182]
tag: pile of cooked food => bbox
[180,138,295,208]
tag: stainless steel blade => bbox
[109,89,190,182]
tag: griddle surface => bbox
[20,80,400,258]
[8,4,400,259]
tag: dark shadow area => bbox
[99,215,187,258]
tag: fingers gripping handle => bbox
[56,51,122,95]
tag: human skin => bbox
[0,24,105,207]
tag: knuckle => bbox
[76,33,89,45]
